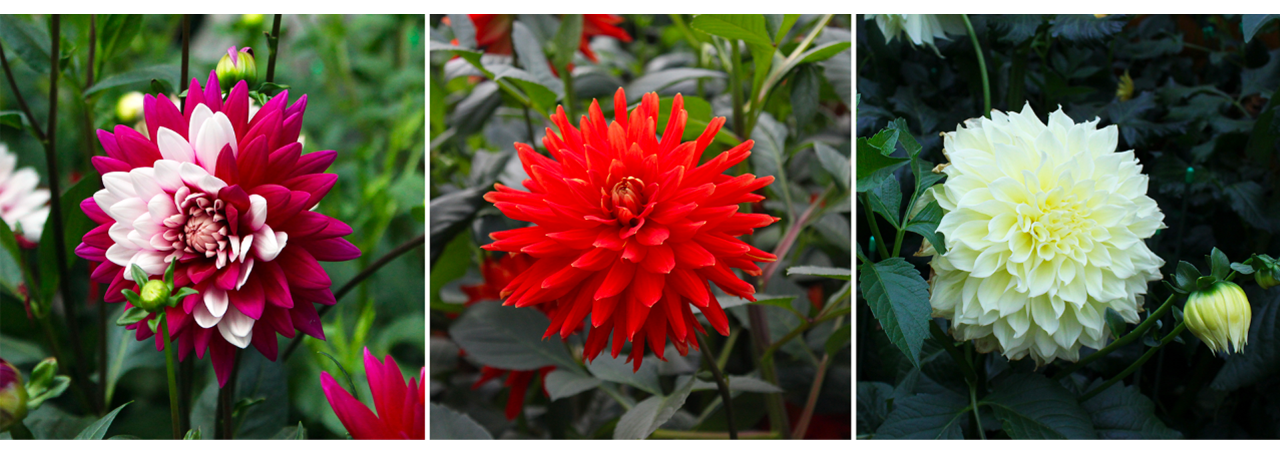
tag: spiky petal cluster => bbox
[482,88,778,371]
[928,103,1165,365]
[322,348,425,439]
[0,143,51,244]
[76,71,361,386]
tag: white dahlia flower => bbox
[864,14,966,50]
[0,143,51,243]
[928,103,1166,365]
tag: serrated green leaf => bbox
[1243,15,1279,44]
[857,382,895,435]
[690,14,773,47]
[449,301,579,371]
[813,141,850,192]
[875,391,968,439]
[1080,382,1180,439]
[906,201,947,255]
[430,403,493,439]
[856,133,908,192]
[984,374,1096,439]
[858,258,929,368]
[1210,248,1231,280]
[867,176,902,228]
[587,353,662,396]
[543,369,601,401]
[85,64,180,97]
[613,374,698,439]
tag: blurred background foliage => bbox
[0,14,424,439]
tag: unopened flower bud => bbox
[1256,267,1280,290]
[1185,281,1252,355]
[241,14,264,27]
[215,47,257,92]
[137,279,171,312]
[116,91,145,123]
[0,358,28,432]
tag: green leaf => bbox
[787,266,852,280]
[875,391,967,439]
[774,14,800,44]
[1104,307,1128,339]
[1225,181,1279,233]
[1080,382,1180,439]
[447,14,477,49]
[984,374,1096,439]
[613,374,698,439]
[1246,101,1280,164]
[906,201,947,255]
[35,174,101,304]
[690,375,784,393]
[430,403,493,439]
[655,95,737,145]
[690,14,773,47]
[510,21,563,101]
[1243,15,1279,43]
[1049,14,1124,43]
[1209,247,1231,280]
[626,68,727,99]
[115,306,148,326]
[797,40,852,64]
[857,382,895,435]
[1175,261,1202,293]
[183,428,202,440]
[551,14,584,69]
[1211,288,1279,391]
[821,45,851,106]
[867,176,903,228]
[543,369,602,401]
[450,301,579,371]
[269,422,307,440]
[0,110,22,129]
[490,64,559,111]
[790,64,821,130]
[813,141,850,192]
[85,64,180,97]
[74,402,131,439]
[747,294,805,320]
[0,15,51,73]
[587,352,663,396]
[825,323,852,356]
[95,14,142,74]
[856,130,908,192]
[748,112,789,183]
[104,305,164,407]
[230,351,289,439]
[429,187,486,266]
[858,258,930,368]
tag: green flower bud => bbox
[241,14,264,27]
[0,358,29,432]
[138,279,171,312]
[116,91,145,123]
[215,46,257,92]
[1256,267,1280,290]
[1185,281,1252,355]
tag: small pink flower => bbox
[76,71,360,386]
[322,348,425,439]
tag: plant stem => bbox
[961,14,991,117]
[86,15,96,87]
[266,14,283,83]
[181,15,190,93]
[694,329,737,440]
[861,193,891,260]
[746,305,790,438]
[0,44,47,141]
[1051,293,1177,381]
[729,38,745,139]
[1079,322,1187,402]
[558,61,575,121]
[280,233,425,362]
[161,315,181,439]
[969,384,986,439]
[218,350,241,439]
[792,352,830,439]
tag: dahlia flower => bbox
[464,14,632,63]
[1184,281,1251,355]
[462,253,557,420]
[75,71,360,386]
[482,87,778,371]
[0,358,27,433]
[864,14,965,50]
[0,143,50,244]
[322,348,425,439]
[928,103,1165,365]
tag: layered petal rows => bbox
[482,88,778,370]
[928,103,1165,365]
[322,348,425,439]
[76,71,361,386]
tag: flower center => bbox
[609,177,645,227]
[175,189,231,266]
[1017,190,1093,256]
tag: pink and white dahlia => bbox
[0,143,51,244]
[75,71,360,386]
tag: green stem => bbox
[161,315,181,439]
[861,193,891,260]
[961,14,991,117]
[716,328,740,370]
[695,330,737,439]
[1051,293,1177,381]
[930,322,977,384]
[792,351,831,439]
[1079,322,1187,402]
[266,15,283,83]
[559,61,575,121]
[969,385,986,439]
[746,304,790,437]
[181,15,190,92]
[0,31,47,141]
[730,39,745,139]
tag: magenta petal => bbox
[305,238,361,262]
[293,287,336,307]
[228,279,264,320]
[81,197,111,223]
[273,112,303,151]
[75,243,106,261]
[215,264,240,291]
[262,305,294,337]
[249,90,288,131]
[280,210,329,238]
[293,150,336,177]
[363,349,407,437]
[143,94,160,142]
[203,70,223,112]
[210,339,235,387]
[323,372,391,439]
[225,81,250,140]
[312,217,353,239]
[236,135,269,187]
[97,129,120,157]
[154,92,188,139]
[91,260,121,283]
[113,124,162,167]
[91,156,132,175]
[290,300,325,340]
[278,248,331,289]
[242,109,281,153]
[82,223,115,249]
[284,173,337,208]
[215,144,240,184]
[251,322,278,361]
[184,77,206,121]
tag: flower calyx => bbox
[118,260,199,330]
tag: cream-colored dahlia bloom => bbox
[0,143,51,242]
[928,103,1166,365]
[864,14,966,50]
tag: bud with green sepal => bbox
[22,358,70,411]
[0,358,28,433]
[215,46,257,92]
[1184,280,1251,355]
[118,260,200,327]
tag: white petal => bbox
[204,287,228,318]
[156,127,196,163]
[194,301,222,328]
[247,194,268,231]
[102,172,137,198]
[151,160,186,191]
[253,225,286,262]
[217,305,254,348]
[193,112,238,175]
[237,258,254,290]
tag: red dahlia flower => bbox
[75,71,360,386]
[322,348,425,439]
[466,14,632,63]
[482,88,778,371]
